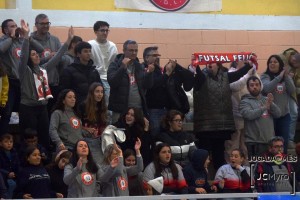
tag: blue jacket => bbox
[0,148,20,184]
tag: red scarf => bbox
[192,52,258,69]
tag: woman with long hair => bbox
[143,143,188,195]
[16,146,63,199]
[261,54,296,153]
[63,139,101,197]
[114,107,153,167]
[18,19,73,150]
[99,139,143,196]
[46,150,72,198]
[49,89,83,151]
[80,82,108,164]
[157,109,196,167]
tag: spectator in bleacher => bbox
[80,82,108,164]
[156,109,196,167]
[99,140,143,196]
[88,21,118,104]
[63,139,101,197]
[18,128,51,165]
[0,19,43,136]
[18,20,74,150]
[142,46,193,137]
[194,61,252,170]
[107,40,154,123]
[31,13,62,115]
[58,36,82,69]
[279,48,299,149]
[114,107,153,167]
[123,148,145,196]
[16,146,63,198]
[49,89,83,151]
[46,149,72,198]
[254,136,296,192]
[143,143,188,195]
[224,62,257,163]
[183,149,217,195]
[0,59,9,124]
[214,149,251,197]
[239,76,281,158]
[261,55,296,153]
[59,41,102,105]
[0,133,20,198]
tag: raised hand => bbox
[114,143,123,157]
[122,57,131,68]
[146,63,155,73]
[110,156,119,168]
[77,157,83,170]
[135,138,142,150]
[20,19,30,38]
[66,26,74,44]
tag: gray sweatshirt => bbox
[30,31,62,85]
[239,94,281,144]
[49,108,83,150]
[63,163,101,198]
[19,38,67,106]
[261,73,295,116]
[0,35,43,79]
[99,156,143,197]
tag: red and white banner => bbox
[115,0,221,12]
[192,52,258,68]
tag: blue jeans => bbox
[148,109,167,137]
[6,178,16,199]
[289,98,298,142]
[274,114,291,154]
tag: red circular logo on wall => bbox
[150,0,190,11]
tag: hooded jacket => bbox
[59,58,101,104]
[239,93,281,144]
[183,149,213,194]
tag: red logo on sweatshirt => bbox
[117,176,128,191]
[81,172,94,185]
[70,117,80,129]
[14,47,21,58]
[276,83,284,94]
[42,48,52,58]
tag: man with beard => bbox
[239,76,281,158]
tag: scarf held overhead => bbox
[192,52,258,68]
[33,68,53,101]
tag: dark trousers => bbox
[274,114,291,154]
[0,79,20,135]
[196,136,227,170]
[19,104,50,150]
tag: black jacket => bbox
[165,63,194,114]
[59,58,101,104]
[107,54,153,116]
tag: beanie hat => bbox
[147,176,163,194]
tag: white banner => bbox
[115,0,222,12]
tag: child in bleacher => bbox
[0,133,20,198]
[99,139,143,197]
[123,148,144,196]
[18,128,50,165]
[183,149,217,195]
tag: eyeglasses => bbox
[147,54,161,57]
[37,22,51,26]
[98,29,110,33]
[172,119,183,123]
